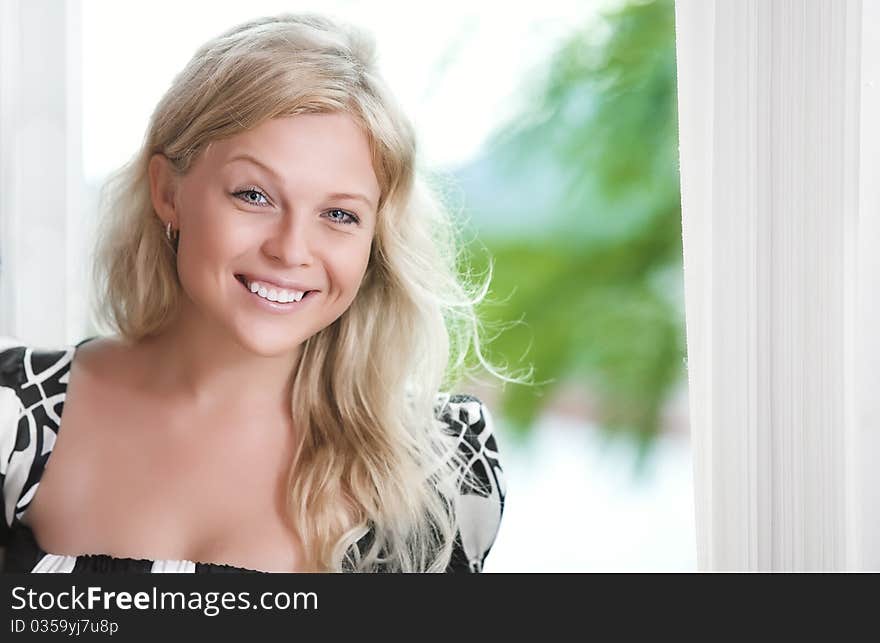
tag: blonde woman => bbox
[0,13,507,573]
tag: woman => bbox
[0,13,507,573]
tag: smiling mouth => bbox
[234,274,316,304]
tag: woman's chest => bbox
[25,384,306,572]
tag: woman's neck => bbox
[133,304,302,417]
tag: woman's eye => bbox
[233,188,270,207]
[232,189,358,225]
[324,209,360,225]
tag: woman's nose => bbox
[264,212,314,266]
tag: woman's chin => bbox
[231,329,305,359]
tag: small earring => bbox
[165,221,179,242]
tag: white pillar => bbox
[854,0,880,571]
[0,0,83,347]
[675,0,876,570]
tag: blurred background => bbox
[24,0,696,570]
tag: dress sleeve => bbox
[0,346,27,547]
[438,394,506,573]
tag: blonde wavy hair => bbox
[89,12,516,572]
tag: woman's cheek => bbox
[201,207,257,255]
[342,240,375,299]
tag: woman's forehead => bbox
[196,115,381,203]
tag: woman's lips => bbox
[235,273,315,294]
[235,274,316,311]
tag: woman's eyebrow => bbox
[225,153,376,209]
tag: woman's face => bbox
[149,112,381,357]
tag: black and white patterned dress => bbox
[0,338,505,573]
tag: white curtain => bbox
[0,0,84,347]
[676,0,880,570]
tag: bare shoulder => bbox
[72,336,141,385]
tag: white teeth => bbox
[243,278,306,304]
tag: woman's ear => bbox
[148,153,180,227]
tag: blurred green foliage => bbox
[461,0,683,458]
